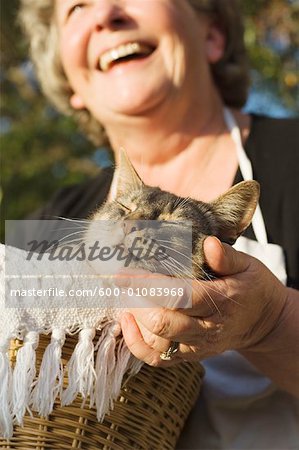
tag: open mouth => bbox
[98,42,155,72]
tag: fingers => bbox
[117,237,270,367]
[137,318,171,352]
[123,293,197,341]
[121,311,223,365]
[120,291,222,345]
[120,312,179,367]
[118,267,227,365]
[204,236,250,276]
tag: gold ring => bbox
[160,341,180,361]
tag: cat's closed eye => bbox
[115,200,132,212]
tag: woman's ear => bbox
[70,93,85,109]
[205,22,226,64]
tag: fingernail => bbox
[204,236,223,253]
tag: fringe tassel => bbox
[31,329,65,416]
[1,324,141,437]
[111,337,133,402]
[127,354,144,378]
[94,323,119,420]
[62,328,96,407]
[12,331,39,426]
[0,339,13,439]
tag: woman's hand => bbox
[117,236,288,366]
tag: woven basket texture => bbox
[1,333,204,449]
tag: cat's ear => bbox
[211,181,260,244]
[116,148,144,196]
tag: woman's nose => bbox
[93,0,129,31]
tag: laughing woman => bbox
[17,0,299,448]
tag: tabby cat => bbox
[85,151,259,282]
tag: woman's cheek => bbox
[165,38,187,88]
[59,18,91,74]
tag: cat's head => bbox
[87,151,260,279]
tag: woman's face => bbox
[55,0,223,129]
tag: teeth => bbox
[99,42,152,72]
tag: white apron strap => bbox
[224,108,268,245]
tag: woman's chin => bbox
[99,81,173,120]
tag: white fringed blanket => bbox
[0,244,142,439]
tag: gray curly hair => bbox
[19,0,250,146]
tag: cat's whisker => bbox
[202,273,218,284]
[158,256,209,305]
[155,239,193,263]
[157,257,222,317]
[200,268,217,281]
[157,251,225,316]
[197,282,243,307]
[192,280,223,317]
[42,238,84,254]
[159,256,186,279]
[177,259,242,308]
[41,226,88,241]
[154,242,194,273]
[160,252,192,278]
[156,239,219,283]
[55,241,84,250]
[153,258,197,307]
[49,224,89,232]
[159,266,195,304]
[172,197,181,210]
[155,239,221,284]
[54,240,85,252]
[153,250,191,280]
[175,196,192,209]
[155,240,205,271]
[172,195,189,210]
[53,216,91,224]
[86,226,118,234]
[159,250,196,281]
[119,235,240,311]
[59,229,85,238]
[54,230,85,246]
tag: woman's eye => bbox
[67,2,86,18]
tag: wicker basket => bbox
[1,333,204,449]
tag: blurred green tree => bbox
[243,0,299,110]
[1,0,298,241]
[1,0,104,240]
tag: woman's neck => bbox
[106,97,250,201]
[108,91,226,164]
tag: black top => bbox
[26,115,299,288]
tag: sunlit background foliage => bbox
[1,0,298,240]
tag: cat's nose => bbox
[122,221,140,235]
